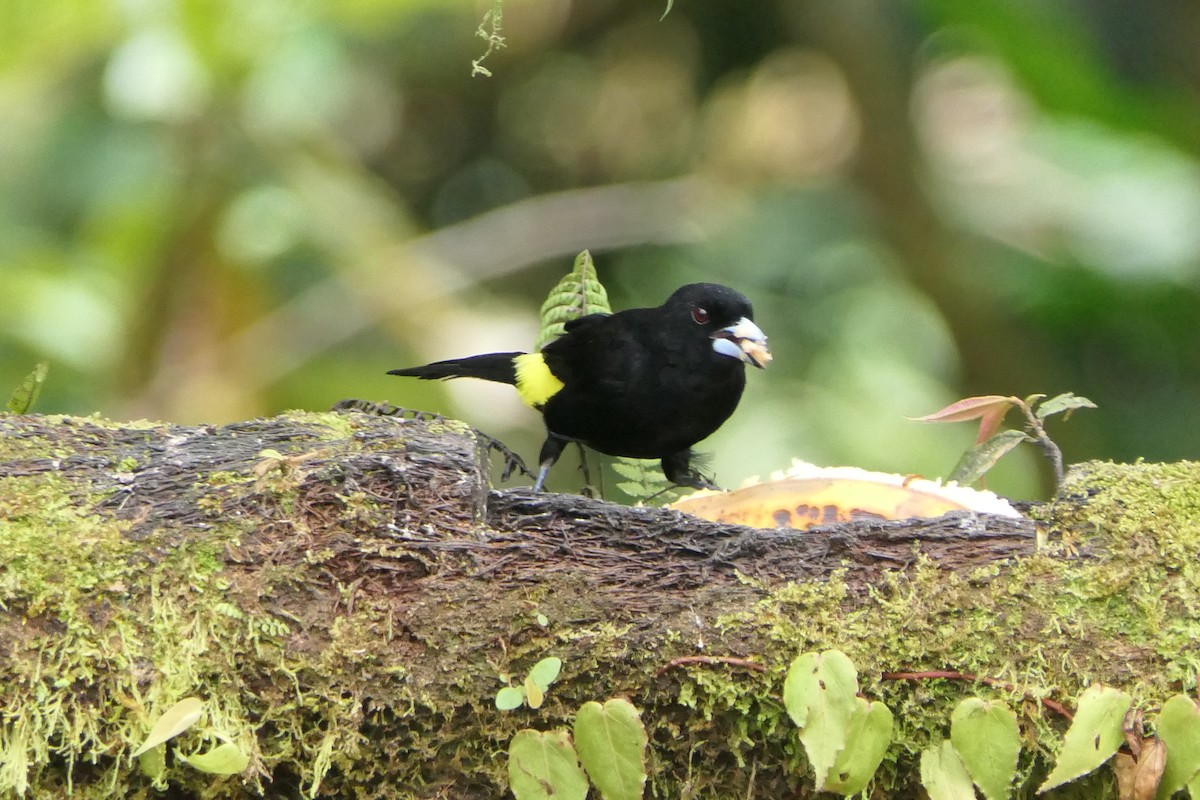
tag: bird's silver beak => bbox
[711,317,771,368]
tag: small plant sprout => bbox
[913,392,1096,491]
[6,362,49,414]
[495,657,563,711]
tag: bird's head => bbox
[666,283,772,369]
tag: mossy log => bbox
[0,408,1198,799]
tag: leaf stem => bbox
[1011,397,1065,492]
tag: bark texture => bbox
[0,408,1197,799]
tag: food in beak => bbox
[713,317,771,368]
[739,338,772,368]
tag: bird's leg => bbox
[661,450,719,490]
[575,443,598,498]
[533,434,568,491]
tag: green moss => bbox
[636,461,1200,797]
[0,475,135,613]
[4,409,1199,800]
[0,413,469,797]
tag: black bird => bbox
[388,283,771,491]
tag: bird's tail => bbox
[388,352,523,385]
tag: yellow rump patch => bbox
[514,353,564,408]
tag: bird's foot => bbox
[672,471,720,491]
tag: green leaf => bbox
[132,697,204,757]
[951,698,1021,800]
[535,250,612,350]
[496,686,525,711]
[179,742,250,775]
[574,698,648,800]
[1156,694,1200,799]
[822,697,894,795]
[7,362,48,414]
[948,428,1031,486]
[527,657,563,691]
[1021,392,1048,409]
[1035,392,1097,420]
[783,650,860,788]
[1038,684,1132,793]
[610,456,676,502]
[610,460,646,480]
[137,745,166,781]
[1188,770,1200,798]
[508,729,588,800]
[921,740,976,800]
[524,675,545,710]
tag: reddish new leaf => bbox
[975,404,1012,444]
[912,395,1019,443]
[912,396,1016,425]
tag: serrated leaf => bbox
[610,460,647,480]
[7,362,48,414]
[612,456,674,502]
[783,650,859,787]
[1156,694,1200,799]
[132,697,204,757]
[921,740,977,800]
[948,428,1031,486]
[951,698,1020,800]
[1116,739,1166,800]
[912,395,1015,425]
[496,686,525,711]
[524,675,545,710]
[508,729,588,800]
[1038,685,1132,793]
[574,698,648,800]
[822,697,894,795]
[1036,392,1097,420]
[179,742,250,775]
[527,657,562,691]
[535,250,612,350]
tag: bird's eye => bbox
[692,306,709,324]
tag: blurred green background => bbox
[4,0,1200,499]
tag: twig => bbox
[881,669,1074,721]
[1015,401,1065,490]
[657,656,768,677]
